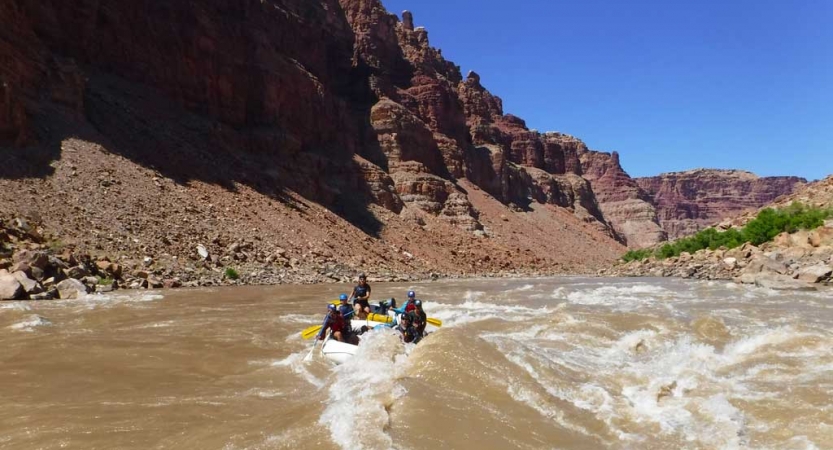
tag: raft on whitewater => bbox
[320,336,358,365]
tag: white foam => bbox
[0,301,31,311]
[557,283,679,311]
[319,329,408,450]
[8,314,52,331]
[272,350,326,389]
[426,298,560,327]
[280,313,322,324]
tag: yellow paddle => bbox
[301,324,325,340]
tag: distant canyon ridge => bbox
[0,0,806,285]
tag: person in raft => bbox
[397,312,421,344]
[412,299,427,337]
[319,304,347,342]
[338,293,363,344]
[350,273,372,319]
[404,290,420,312]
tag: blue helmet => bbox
[339,294,348,301]
[327,304,337,311]
[407,290,415,298]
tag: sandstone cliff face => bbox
[0,0,628,282]
[579,149,666,248]
[335,0,618,238]
[455,70,615,236]
[636,169,806,239]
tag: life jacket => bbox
[399,324,417,343]
[413,309,426,330]
[354,284,369,298]
[338,304,353,329]
[325,314,345,333]
[405,299,416,312]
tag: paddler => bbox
[320,304,347,342]
[404,290,419,312]
[350,273,372,319]
[397,312,420,344]
[412,299,427,337]
[338,293,361,344]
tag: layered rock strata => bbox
[636,169,805,239]
[579,150,666,248]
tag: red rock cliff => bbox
[0,0,629,280]
[636,169,806,239]
[579,149,666,248]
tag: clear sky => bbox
[380,0,832,181]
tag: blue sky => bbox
[380,0,832,181]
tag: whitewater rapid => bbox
[0,278,830,449]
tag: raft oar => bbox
[303,315,329,362]
[301,323,325,340]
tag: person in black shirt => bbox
[350,273,372,319]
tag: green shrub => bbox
[224,268,240,280]
[98,277,114,286]
[622,248,652,262]
[619,202,832,261]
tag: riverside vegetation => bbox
[622,203,833,262]
[608,202,833,290]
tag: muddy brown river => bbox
[1,277,830,449]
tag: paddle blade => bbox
[301,325,323,340]
[427,317,442,327]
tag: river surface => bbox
[1,277,831,450]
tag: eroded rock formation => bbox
[636,169,806,239]
[579,149,666,248]
[1,0,812,284]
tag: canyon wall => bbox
[636,169,806,239]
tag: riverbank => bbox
[603,220,833,290]
[0,214,590,300]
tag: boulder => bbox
[30,290,56,300]
[197,245,209,260]
[744,255,788,275]
[10,261,32,276]
[134,270,150,279]
[13,250,49,269]
[0,272,24,300]
[796,264,832,283]
[754,274,817,291]
[722,257,738,269]
[163,278,182,289]
[12,271,42,295]
[29,266,44,281]
[65,265,90,279]
[56,278,90,299]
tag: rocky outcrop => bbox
[606,219,833,291]
[579,150,666,248]
[636,169,806,239]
